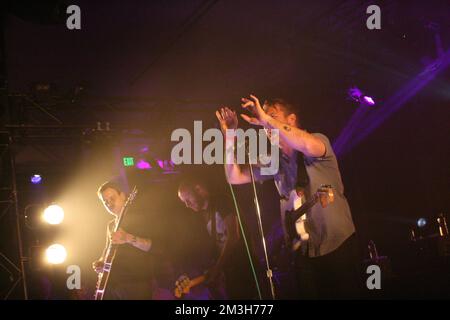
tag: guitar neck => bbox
[190,275,206,287]
[291,194,319,222]
[94,187,137,300]
[112,187,137,232]
[174,275,206,299]
[113,203,130,232]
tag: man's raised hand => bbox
[215,107,238,134]
[240,94,267,126]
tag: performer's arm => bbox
[127,234,152,252]
[224,161,252,185]
[216,107,252,184]
[110,228,152,252]
[241,95,326,158]
[262,115,325,158]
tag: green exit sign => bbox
[123,157,134,167]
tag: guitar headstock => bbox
[316,184,334,208]
[127,186,138,204]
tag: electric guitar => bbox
[174,274,206,298]
[281,185,334,251]
[94,186,138,300]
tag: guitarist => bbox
[217,95,360,299]
[177,178,258,299]
[92,180,159,299]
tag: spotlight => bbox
[136,159,151,170]
[31,174,42,184]
[348,86,376,107]
[140,146,149,153]
[363,96,375,106]
[417,218,427,228]
[42,205,64,225]
[45,244,67,264]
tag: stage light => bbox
[417,218,427,228]
[140,146,149,153]
[136,159,151,170]
[42,205,64,225]
[348,86,376,107]
[45,244,67,264]
[363,96,375,106]
[31,174,42,184]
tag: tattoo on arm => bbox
[134,236,152,252]
[283,125,292,132]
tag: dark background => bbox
[0,0,449,299]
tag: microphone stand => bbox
[248,162,276,300]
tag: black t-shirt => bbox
[107,194,166,284]
[206,195,259,299]
[206,195,253,271]
[205,195,233,255]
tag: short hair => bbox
[263,98,298,117]
[97,180,125,199]
[178,177,207,193]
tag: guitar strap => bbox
[296,151,309,190]
[296,152,310,256]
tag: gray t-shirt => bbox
[256,133,355,257]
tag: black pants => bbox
[106,278,153,300]
[294,233,361,299]
[223,244,260,300]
